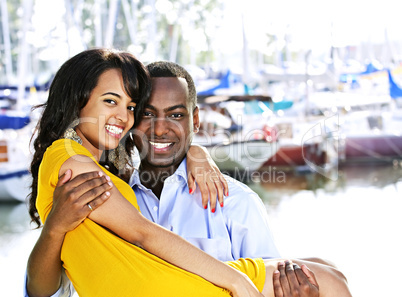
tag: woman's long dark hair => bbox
[29,48,151,227]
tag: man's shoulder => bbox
[222,174,264,209]
[223,174,257,195]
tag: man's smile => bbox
[149,141,174,150]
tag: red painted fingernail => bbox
[189,188,194,194]
[225,190,229,196]
[220,202,224,207]
[211,208,215,213]
[204,205,207,209]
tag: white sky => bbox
[219,0,402,51]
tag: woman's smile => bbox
[105,124,124,138]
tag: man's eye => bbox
[143,111,153,117]
[170,113,183,119]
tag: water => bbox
[1,163,401,297]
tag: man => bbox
[24,61,279,297]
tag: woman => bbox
[28,48,351,297]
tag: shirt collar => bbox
[129,157,188,188]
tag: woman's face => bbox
[76,69,136,159]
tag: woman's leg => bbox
[261,259,352,297]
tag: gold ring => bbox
[87,203,93,211]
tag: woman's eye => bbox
[104,99,117,105]
[128,106,136,112]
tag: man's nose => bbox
[152,118,169,136]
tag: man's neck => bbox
[138,163,179,199]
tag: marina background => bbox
[1,0,402,296]
[1,162,402,296]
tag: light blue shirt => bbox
[24,157,280,296]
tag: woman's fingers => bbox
[187,173,196,194]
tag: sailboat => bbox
[0,108,33,202]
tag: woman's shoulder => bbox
[45,139,94,159]
[40,139,97,184]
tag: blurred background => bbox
[1,0,402,296]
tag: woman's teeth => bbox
[105,125,123,135]
[149,141,172,149]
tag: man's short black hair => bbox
[146,61,197,109]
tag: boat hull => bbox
[342,135,402,163]
[204,140,279,172]
[0,171,31,202]
[260,142,327,169]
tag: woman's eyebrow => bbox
[101,92,121,98]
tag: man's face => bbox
[134,77,199,170]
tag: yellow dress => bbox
[36,139,266,297]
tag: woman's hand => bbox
[273,261,319,297]
[187,144,229,212]
[230,271,264,297]
[45,170,113,235]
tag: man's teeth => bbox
[149,141,172,149]
[105,125,123,135]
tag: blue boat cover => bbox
[0,114,30,129]
[387,69,402,99]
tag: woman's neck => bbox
[75,128,103,162]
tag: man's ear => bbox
[193,106,200,133]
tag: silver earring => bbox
[63,119,82,144]
[109,143,129,171]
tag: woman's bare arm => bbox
[26,171,112,297]
[187,144,229,211]
[61,156,261,297]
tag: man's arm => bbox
[26,171,112,297]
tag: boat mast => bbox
[16,0,34,110]
[121,0,137,47]
[0,0,13,84]
[104,0,120,47]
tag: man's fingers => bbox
[57,169,72,187]
[301,264,319,288]
[285,260,300,292]
[85,191,111,213]
[273,270,284,297]
[66,171,106,189]
[67,174,112,200]
[278,261,291,294]
[79,179,113,205]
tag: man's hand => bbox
[45,170,113,235]
[273,261,319,297]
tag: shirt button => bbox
[153,206,158,212]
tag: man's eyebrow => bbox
[144,104,187,112]
[165,104,187,112]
